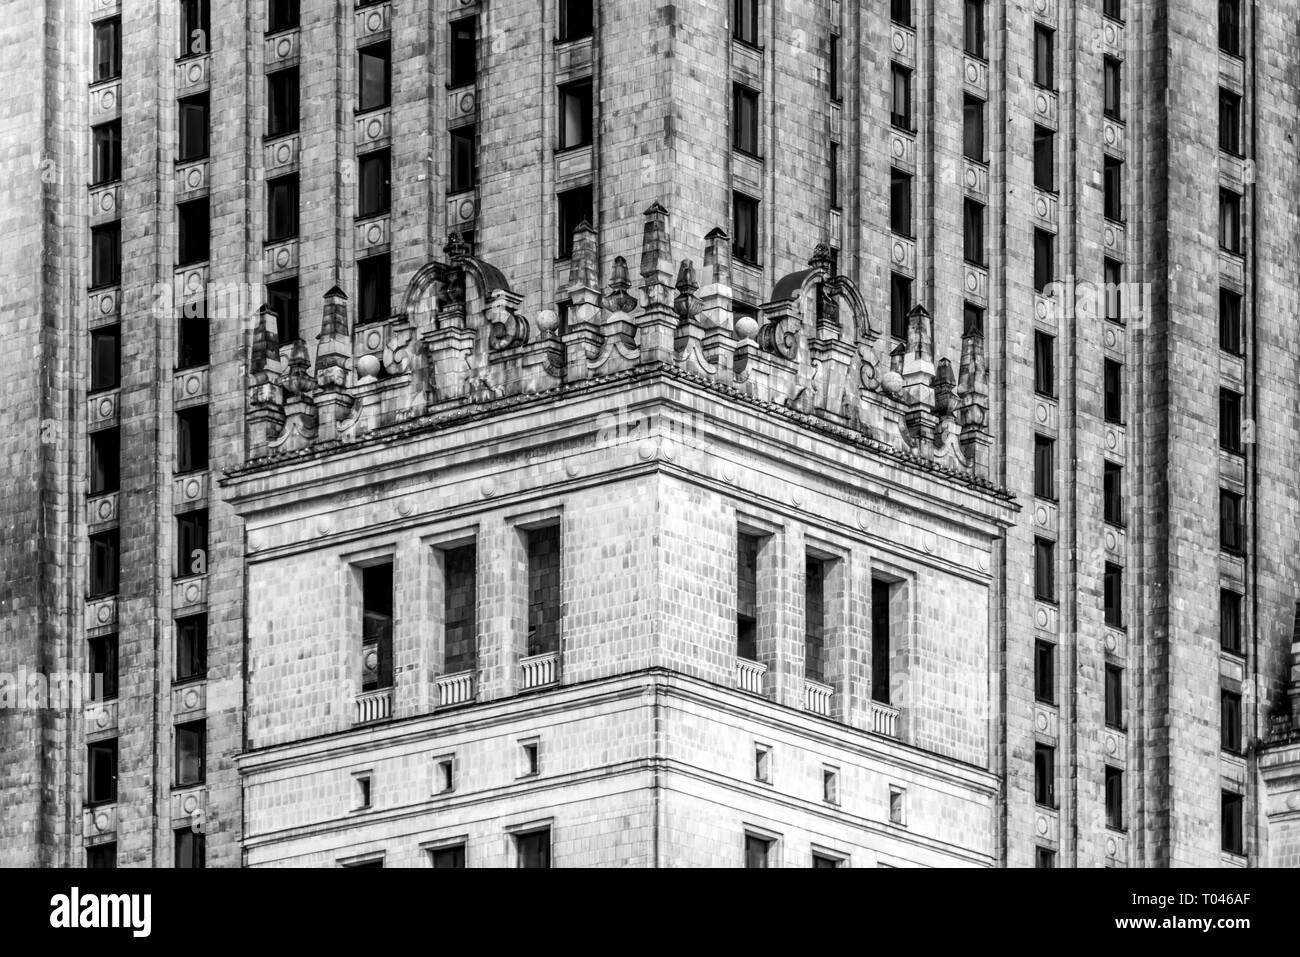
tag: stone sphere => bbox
[881,370,904,395]
[734,313,759,342]
[536,308,560,333]
[356,353,382,379]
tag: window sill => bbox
[1035,697,1057,708]
[1105,824,1127,834]
[354,105,391,118]
[263,237,299,247]
[554,33,595,46]
[1104,216,1127,228]
[1220,647,1246,661]
[354,211,391,224]
[1035,391,1058,402]
[1220,147,1246,160]
[555,142,593,156]
[172,782,206,792]
[90,76,123,88]
[1103,417,1126,428]
[1104,112,1124,124]
[1105,722,1127,733]
[88,282,121,294]
[1032,84,1059,95]
[84,799,117,809]
[964,52,989,64]
[1035,598,1059,608]
[1104,520,1128,532]
[444,81,476,92]
[87,593,119,603]
[731,37,764,54]
[1220,446,1246,458]
[175,155,210,166]
[175,53,210,65]
[263,130,300,142]
[732,146,764,163]
[89,178,122,190]
[264,27,300,38]
[890,122,917,135]
[173,673,207,687]
[1219,49,1245,63]
[964,259,988,270]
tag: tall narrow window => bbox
[179,0,210,58]
[1221,791,1243,854]
[175,509,208,580]
[1104,0,1123,19]
[175,613,207,682]
[732,84,760,155]
[91,222,121,288]
[449,125,477,193]
[1034,640,1055,705]
[737,532,759,660]
[890,169,912,237]
[1104,258,1123,322]
[1104,563,1124,628]
[829,143,840,209]
[871,580,893,705]
[266,174,299,242]
[177,198,210,266]
[1033,125,1054,191]
[175,827,206,868]
[1034,743,1055,807]
[449,17,477,88]
[828,35,841,101]
[1104,462,1123,526]
[744,834,772,869]
[90,428,120,496]
[733,0,758,45]
[86,843,117,869]
[890,274,911,340]
[526,525,562,657]
[93,17,121,82]
[90,325,120,393]
[1218,1,1241,57]
[178,315,209,369]
[88,633,119,701]
[89,530,120,598]
[1104,766,1124,829]
[557,185,594,259]
[178,93,209,162]
[1219,189,1242,253]
[1103,57,1122,119]
[560,81,594,150]
[1219,490,1244,554]
[1033,26,1054,88]
[266,277,300,343]
[963,199,985,266]
[890,66,912,130]
[1033,228,1053,292]
[361,561,394,692]
[358,41,391,112]
[443,544,477,675]
[357,149,391,217]
[1034,331,1056,398]
[92,121,121,186]
[1035,847,1055,868]
[963,95,984,162]
[1219,287,1243,354]
[1219,88,1241,154]
[964,0,985,58]
[358,253,390,323]
[890,0,912,26]
[516,828,551,868]
[431,844,466,868]
[1104,157,1123,221]
[1103,358,1123,423]
[964,303,984,336]
[267,0,299,33]
[267,67,299,137]
[1033,435,1055,501]
[176,406,209,475]
[87,739,118,805]
[559,0,594,42]
[1034,537,1055,603]
[804,556,826,685]
[1221,688,1242,753]
[733,192,759,265]
[1220,388,1243,453]
[174,720,206,786]
[1105,664,1124,728]
[1220,589,1243,654]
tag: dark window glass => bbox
[1221,791,1243,854]
[744,835,771,869]
[91,222,121,288]
[1219,88,1241,154]
[1034,640,1055,705]
[1104,157,1123,221]
[871,580,893,705]
[1104,562,1124,628]
[180,0,210,58]
[1103,358,1123,423]
[88,633,118,701]
[1220,388,1243,453]
[175,720,205,786]
[177,198,210,266]
[178,93,209,162]
[1035,331,1056,398]
[1105,664,1124,729]
[1034,26,1053,88]
[1104,462,1123,526]
[1033,228,1053,291]
[358,149,391,217]
[737,532,759,660]
[1104,0,1123,19]
[90,428,120,495]
[829,143,840,208]
[558,185,594,259]
[963,95,984,162]
[560,81,594,150]
[87,739,118,804]
[1104,258,1123,322]
[358,42,391,112]
[267,67,299,137]
[964,302,984,336]
[176,614,208,682]
[176,405,209,474]
[526,525,562,657]
[732,84,760,155]
[266,277,299,343]
[1105,766,1124,829]
[890,169,912,237]
[1220,589,1242,654]
[1219,1,1240,56]
[891,0,912,26]
[560,0,594,42]
[1034,742,1055,806]
[358,253,390,323]
[890,66,912,129]
[1221,689,1242,753]
[361,561,394,692]
[450,125,477,193]
[1035,847,1055,868]
[443,544,478,675]
[431,845,466,868]
[92,121,121,186]
[804,557,827,685]
[267,174,299,242]
[733,0,758,45]
[89,529,119,598]
[812,854,840,868]
[175,827,205,868]
[1219,490,1244,554]
[176,509,208,579]
[178,316,209,369]
[1104,57,1122,119]
[1033,435,1055,501]
[94,17,121,82]
[1219,288,1243,354]
[90,325,120,392]
[1034,537,1055,603]
[733,191,759,265]
[1033,125,1054,191]
[86,843,116,869]
[965,0,985,57]
[964,199,985,265]
[449,17,477,88]
[889,275,911,340]
[267,0,299,33]
[828,35,840,100]
[517,829,551,868]
[1219,189,1242,253]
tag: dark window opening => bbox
[92,121,121,186]
[89,529,120,598]
[267,0,299,33]
[86,843,117,869]
[526,525,562,657]
[1103,57,1122,120]
[744,834,772,869]
[964,199,985,266]
[1221,791,1243,854]
[267,67,299,138]
[871,579,893,705]
[1033,26,1054,88]
[1221,689,1242,753]
[1033,125,1054,192]
[266,277,300,343]
[1219,288,1243,354]
[89,428,120,495]
[1033,228,1053,292]
[175,827,205,868]
[1034,640,1055,705]
[1104,461,1123,526]
[890,66,912,130]
[517,829,551,868]
[361,561,394,692]
[1033,435,1055,501]
[176,613,208,682]
[560,81,594,150]
[91,222,121,288]
[175,509,208,580]
[1104,157,1123,222]
[449,17,477,88]
[733,191,759,265]
[177,198,210,266]
[1220,589,1243,655]
[1219,189,1242,254]
[1104,258,1123,323]
[358,149,391,218]
[1219,88,1241,154]
[1218,1,1241,57]
[358,41,391,113]
[176,405,209,475]
[88,633,118,701]
[891,0,912,27]
[1034,742,1055,807]
[93,17,121,82]
[560,0,594,42]
[431,844,466,868]
[965,0,985,58]
[804,556,827,685]
[449,124,477,193]
[174,719,205,786]
[178,315,209,369]
[1034,537,1055,603]
[88,739,118,805]
[443,544,477,675]
[178,93,209,162]
[732,83,760,156]
[358,253,391,324]
[1103,358,1123,423]
[267,174,299,243]
[1104,562,1124,629]
[963,95,984,162]
[1034,331,1056,398]
[737,532,760,661]
[558,185,594,259]
[180,0,210,59]
[1219,490,1244,554]
[1105,765,1124,829]
[1220,388,1243,453]
[1105,664,1124,729]
[890,169,912,237]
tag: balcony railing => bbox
[871,699,900,738]
[804,680,833,716]
[519,651,560,690]
[436,670,476,707]
[736,657,767,695]
[355,687,393,724]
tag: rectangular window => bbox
[889,786,906,825]
[1104,562,1124,628]
[1105,766,1124,829]
[1105,664,1124,729]
[889,275,911,340]
[92,121,121,186]
[526,525,562,657]
[737,532,759,660]
[744,834,772,869]
[176,509,208,579]
[267,67,299,137]
[1221,791,1243,854]
[1219,188,1242,253]
[89,428,120,495]
[517,829,551,868]
[560,0,594,42]
[891,0,912,26]
[1105,0,1123,19]
[1034,640,1055,705]
[804,556,827,685]
[178,93,208,162]
[1033,435,1055,501]
[358,253,391,323]
[361,561,394,692]
[1033,228,1053,292]
[829,143,840,208]
[1103,358,1123,423]
[88,633,118,701]
[890,66,912,130]
[733,0,758,45]
[86,843,117,869]
[1220,589,1243,654]
[1035,847,1055,868]
[1104,157,1123,222]
[733,191,760,265]
[175,827,205,868]
[1220,388,1243,453]
[358,41,391,113]
[266,277,299,343]
[178,315,209,369]
[267,0,299,33]
[1221,689,1242,753]
[890,169,912,237]
[87,739,118,805]
[1219,1,1241,56]
[176,406,209,475]
[732,83,760,155]
[754,743,771,783]
[560,81,594,150]
[443,544,477,675]
[1035,331,1056,398]
[822,766,839,805]
[449,124,477,193]
[1033,125,1054,192]
[558,184,594,259]
[91,222,121,288]
[177,198,210,266]
[959,303,983,338]
[89,529,120,598]
[449,17,477,88]
[180,0,210,58]
[1104,258,1123,322]
[812,853,841,868]
[871,579,893,705]
[431,844,466,868]
[1219,88,1241,154]
[1033,26,1053,88]
[1219,490,1244,554]
[93,17,121,82]
[828,35,840,101]
[174,719,205,786]
[1219,287,1243,354]
[963,95,984,162]
[1103,57,1122,119]
[91,326,120,393]
[965,0,985,58]
[1034,743,1055,807]
[1034,537,1055,603]
[1104,461,1123,526]
[175,613,207,682]
[357,149,391,218]
[266,174,299,242]
[964,199,985,266]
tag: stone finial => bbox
[444,231,470,263]
[568,220,599,291]
[250,304,279,381]
[640,201,674,287]
[957,319,990,429]
[315,285,352,388]
[905,303,934,367]
[809,243,835,277]
[704,227,732,287]
[606,256,638,313]
[934,358,957,419]
[281,340,315,397]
